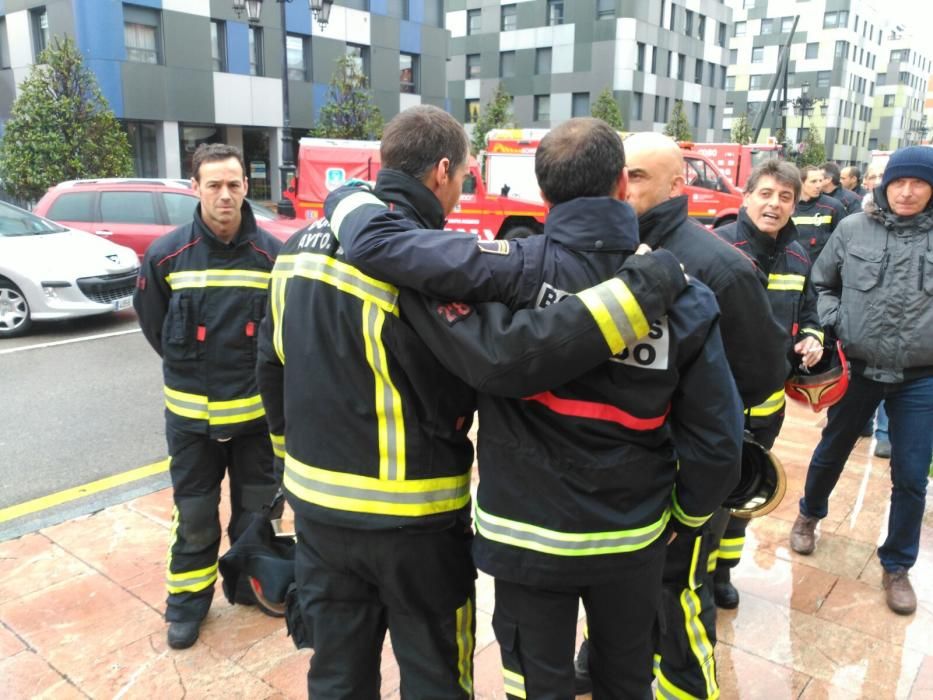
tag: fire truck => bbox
[283,137,547,241]
[688,142,784,190]
[484,129,745,227]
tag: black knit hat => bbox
[882,146,933,190]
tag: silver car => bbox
[0,200,139,338]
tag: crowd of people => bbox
[132,108,933,698]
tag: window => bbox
[399,53,418,93]
[535,47,551,75]
[466,99,480,123]
[734,21,746,38]
[717,21,726,46]
[720,65,727,89]
[286,34,308,81]
[210,21,226,72]
[752,47,763,64]
[596,0,614,20]
[695,58,703,84]
[884,94,895,106]
[0,18,9,69]
[677,53,685,80]
[467,9,481,35]
[651,46,657,74]
[749,75,764,89]
[636,42,646,71]
[697,16,705,41]
[761,18,774,34]
[386,0,409,19]
[124,6,161,65]
[709,104,716,128]
[805,43,818,59]
[499,51,515,77]
[654,95,661,121]
[632,92,643,120]
[691,102,699,128]
[685,10,693,36]
[823,10,849,29]
[572,92,590,117]
[781,16,795,33]
[707,62,715,87]
[346,44,367,79]
[668,4,676,31]
[816,70,831,88]
[30,7,48,59]
[834,40,848,59]
[501,4,517,31]
[422,0,443,26]
[890,49,908,63]
[547,0,564,26]
[249,27,263,76]
[163,193,198,226]
[466,53,481,79]
[729,49,737,64]
[100,192,157,225]
[725,75,735,91]
[47,192,96,222]
[123,120,159,177]
[534,95,550,122]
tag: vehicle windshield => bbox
[0,200,68,236]
[247,199,279,220]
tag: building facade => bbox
[0,0,448,195]
[445,0,734,142]
[869,25,931,151]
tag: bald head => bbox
[623,132,685,216]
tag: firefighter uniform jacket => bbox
[258,171,687,534]
[716,209,824,420]
[322,185,743,587]
[134,202,281,438]
[792,193,845,263]
[825,183,863,217]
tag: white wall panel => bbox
[551,93,571,122]
[446,10,466,38]
[316,7,371,46]
[163,0,210,17]
[7,12,33,69]
[464,78,480,99]
[553,44,573,73]
[399,92,421,111]
[213,73,283,127]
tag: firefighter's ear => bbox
[425,157,450,191]
[614,168,629,201]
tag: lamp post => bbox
[913,115,929,145]
[789,82,823,163]
[233,0,333,216]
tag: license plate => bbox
[114,296,132,311]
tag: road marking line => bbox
[0,458,170,523]
[0,328,142,355]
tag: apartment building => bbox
[445,0,734,141]
[0,0,448,193]
[870,25,931,151]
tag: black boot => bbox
[167,620,201,649]
[713,567,740,609]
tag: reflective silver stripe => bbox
[475,504,669,556]
[680,587,717,697]
[329,190,386,240]
[166,269,271,290]
[293,254,398,311]
[502,669,526,699]
[364,301,402,480]
[717,536,744,560]
[576,278,649,355]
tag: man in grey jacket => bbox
[790,146,933,615]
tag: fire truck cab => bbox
[689,142,784,190]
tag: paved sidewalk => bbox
[2,402,933,698]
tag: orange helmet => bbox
[785,340,849,412]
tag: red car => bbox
[34,178,308,260]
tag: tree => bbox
[731,113,752,145]
[311,54,384,140]
[663,101,693,142]
[0,37,133,202]
[471,83,514,157]
[590,88,624,130]
[798,128,826,167]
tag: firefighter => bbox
[821,161,864,216]
[793,165,846,262]
[713,160,824,609]
[133,143,283,650]
[322,117,742,699]
[258,106,688,698]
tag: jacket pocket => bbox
[923,251,933,295]
[163,294,197,360]
[842,246,884,292]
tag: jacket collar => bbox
[373,169,446,229]
[737,207,797,255]
[543,197,639,251]
[638,195,689,249]
[193,199,258,247]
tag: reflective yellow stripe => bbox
[502,668,526,699]
[577,277,650,355]
[166,268,271,290]
[688,534,703,591]
[680,587,719,698]
[792,214,833,227]
[166,562,219,594]
[270,433,285,459]
[363,301,406,481]
[283,453,470,517]
[271,258,289,364]
[654,654,708,699]
[671,484,711,529]
[717,536,744,561]
[475,503,669,556]
[163,386,265,425]
[801,327,825,344]
[767,273,805,291]
[749,388,786,417]
[274,252,399,315]
[456,597,475,696]
[329,190,386,239]
[707,548,719,573]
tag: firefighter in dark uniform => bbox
[793,165,846,262]
[713,160,824,612]
[257,106,687,699]
[821,160,864,216]
[133,144,282,650]
[324,117,743,699]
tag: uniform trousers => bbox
[165,426,277,622]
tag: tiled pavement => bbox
[3,401,933,699]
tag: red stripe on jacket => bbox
[523,391,670,431]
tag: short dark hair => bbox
[535,118,625,205]
[799,164,822,180]
[191,143,246,181]
[745,160,801,200]
[844,165,862,182]
[381,105,470,181]
[820,161,842,186]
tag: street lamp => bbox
[912,115,929,144]
[232,0,334,216]
[789,82,823,162]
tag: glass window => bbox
[761,18,773,34]
[31,7,48,59]
[697,16,705,41]
[100,192,157,225]
[726,75,735,91]
[632,92,643,120]
[162,192,198,226]
[695,58,703,84]
[386,0,408,19]
[734,21,745,38]
[535,47,551,75]
[596,0,614,20]
[685,10,693,36]
[677,53,685,80]
[249,27,263,76]
[534,95,550,122]
[400,53,417,93]
[668,4,676,30]
[816,70,831,88]
[501,4,517,31]
[835,40,848,59]
[781,16,794,33]
[729,49,737,64]
[466,53,481,79]
[572,92,589,117]
[636,42,645,71]
[346,44,367,78]
[124,6,163,65]
[286,34,308,81]
[467,9,481,35]
[884,94,895,106]
[805,43,818,59]
[548,1,564,26]
[499,51,515,77]
[211,21,226,72]
[47,192,96,222]
[717,21,726,46]
[0,19,9,69]
[749,74,764,89]
[466,99,480,123]
[422,0,443,26]
[123,120,159,177]
[752,47,763,63]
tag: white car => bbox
[0,199,139,338]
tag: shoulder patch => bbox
[477,239,511,255]
[435,301,474,326]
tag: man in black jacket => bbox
[821,161,863,216]
[793,165,846,262]
[134,144,283,650]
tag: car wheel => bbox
[0,281,32,338]
[501,225,537,241]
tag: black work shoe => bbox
[167,620,201,650]
[573,639,593,696]
[874,440,892,459]
[714,580,740,609]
